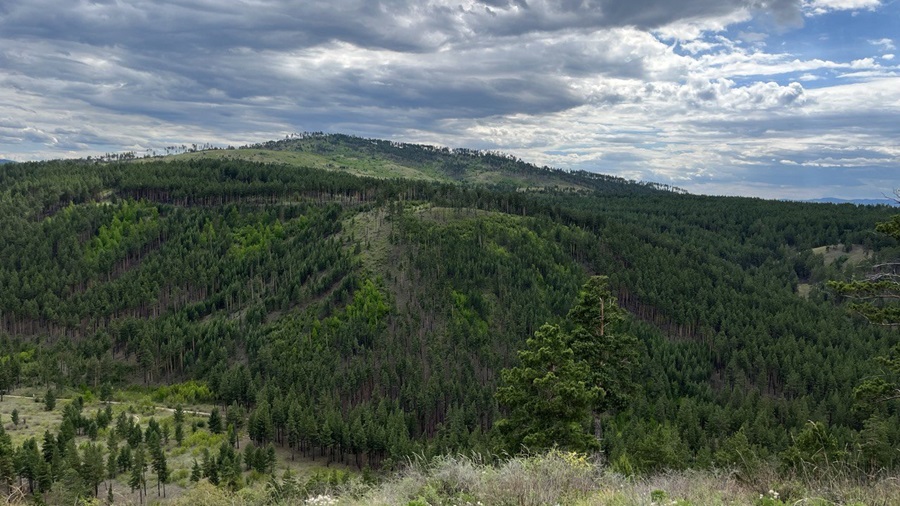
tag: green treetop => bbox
[495,323,601,454]
[566,275,640,415]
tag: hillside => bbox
[0,136,898,504]
[157,133,681,195]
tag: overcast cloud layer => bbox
[1,0,898,199]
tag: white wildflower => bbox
[305,494,339,506]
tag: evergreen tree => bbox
[190,459,201,482]
[566,276,640,416]
[265,443,277,473]
[129,445,146,505]
[41,430,56,464]
[495,324,601,453]
[117,444,132,473]
[81,442,105,497]
[208,407,223,434]
[151,443,168,497]
[175,422,184,446]
[226,402,245,449]
[0,423,14,494]
[829,206,900,328]
[107,444,118,480]
[44,389,56,411]
[243,443,257,471]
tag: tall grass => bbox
[164,451,900,506]
[341,452,900,506]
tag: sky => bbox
[1,0,898,199]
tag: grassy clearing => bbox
[157,149,443,182]
[811,244,871,267]
[344,208,395,276]
[0,394,62,446]
[143,147,591,191]
[469,168,588,192]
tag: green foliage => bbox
[229,221,284,259]
[43,389,55,411]
[208,407,223,434]
[781,421,847,474]
[496,324,600,454]
[150,381,214,405]
[631,422,690,473]
[713,427,762,477]
[0,139,899,500]
[566,275,640,415]
[83,200,160,271]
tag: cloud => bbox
[0,0,897,199]
[869,38,895,50]
[802,0,882,15]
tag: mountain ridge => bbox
[803,196,899,206]
[142,133,687,196]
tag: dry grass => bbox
[37,451,899,505]
[336,452,900,506]
[0,394,64,446]
[811,244,871,267]
[160,149,442,182]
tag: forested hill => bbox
[0,137,898,498]
[153,133,683,194]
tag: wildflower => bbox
[305,494,338,506]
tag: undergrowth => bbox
[167,450,900,506]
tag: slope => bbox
[0,143,898,489]
[158,133,678,195]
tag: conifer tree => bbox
[0,422,13,494]
[567,275,640,415]
[226,402,245,449]
[495,324,600,453]
[129,448,144,505]
[243,443,257,472]
[81,442,105,497]
[151,446,168,497]
[190,459,201,482]
[117,445,132,473]
[208,407,223,434]
[44,389,55,411]
[41,430,56,464]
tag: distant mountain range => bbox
[0,159,16,164]
[804,197,899,207]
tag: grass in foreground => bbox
[168,451,900,506]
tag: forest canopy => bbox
[0,135,898,503]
